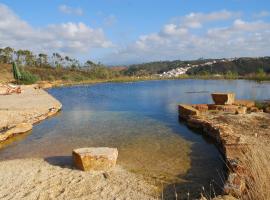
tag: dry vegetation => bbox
[0,64,13,83]
[239,142,270,200]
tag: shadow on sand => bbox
[44,156,74,169]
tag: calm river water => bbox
[1,79,270,198]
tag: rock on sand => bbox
[73,147,118,171]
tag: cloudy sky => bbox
[0,0,269,65]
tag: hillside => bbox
[187,57,270,75]
[0,64,14,83]
[123,57,270,77]
[124,59,216,76]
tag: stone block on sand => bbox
[211,93,235,105]
[73,147,118,171]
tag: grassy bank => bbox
[1,64,270,86]
[176,74,270,82]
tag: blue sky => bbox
[0,0,269,65]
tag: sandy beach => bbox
[0,158,157,200]
[0,85,62,141]
[0,85,159,200]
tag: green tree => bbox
[23,50,35,66]
[16,49,25,65]
[0,48,4,63]
[85,60,95,68]
[38,53,49,67]
[3,47,14,64]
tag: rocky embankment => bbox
[179,93,270,199]
[0,85,62,143]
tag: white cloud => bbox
[104,11,270,64]
[173,10,241,29]
[253,11,270,18]
[0,4,112,55]
[59,4,83,16]
[103,14,117,27]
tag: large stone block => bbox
[208,104,239,113]
[73,147,118,171]
[178,104,199,119]
[212,93,235,105]
[233,99,255,108]
[235,107,247,115]
[192,104,209,112]
[265,107,270,113]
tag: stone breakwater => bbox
[178,93,270,198]
[0,85,62,143]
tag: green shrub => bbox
[255,68,267,81]
[61,74,70,80]
[47,75,55,81]
[70,74,87,82]
[225,70,238,79]
[19,70,39,84]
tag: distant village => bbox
[159,58,237,78]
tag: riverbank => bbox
[0,85,62,144]
[2,63,270,89]
[0,84,161,200]
[33,76,270,92]
[179,103,270,199]
[0,158,158,200]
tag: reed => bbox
[239,141,270,200]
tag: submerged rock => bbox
[73,147,118,171]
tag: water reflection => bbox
[0,79,269,198]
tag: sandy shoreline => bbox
[0,158,157,200]
[0,85,62,142]
[0,85,160,200]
